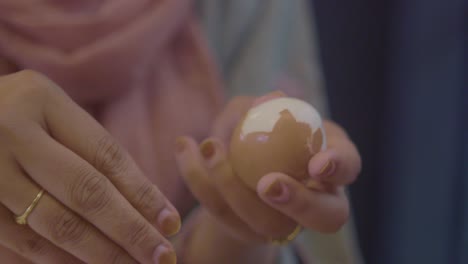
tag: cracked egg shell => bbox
[229,97,326,190]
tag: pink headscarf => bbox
[0,0,223,209]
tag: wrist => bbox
[180,208,279,264]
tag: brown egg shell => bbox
[229,108,324,190]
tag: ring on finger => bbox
[270,225,302,245]
[14,189,45,225]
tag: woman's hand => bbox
[174,91,361,262]
[0,70,180,264]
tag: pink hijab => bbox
[0,0,223,210]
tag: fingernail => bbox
[200,140,215,160]
[264,180,289,203]
[153,245,177,264]
[175,137,186,153]
[318,160,335,178]
[157,208,181,237]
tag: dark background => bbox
[309,0,467,263]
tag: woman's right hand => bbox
[0,70,180,264]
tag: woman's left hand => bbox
[174,92,361,246]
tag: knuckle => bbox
[18,233,49,257]
[68,166,112,215]
[48,208,89,246]
[133,184,165,222]
[17,69,46,81]
[93,135,128,177]
[0,72,45,118]
[15,70,53,97]
[0,71,59,138]
[15,69,62,94]
[125,219,154,247]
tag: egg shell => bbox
[229,97,326,190]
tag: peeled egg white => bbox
[229,97,326,190]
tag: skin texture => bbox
[0,70,180,264]
[0,75,361,264]
[175,91,362,264]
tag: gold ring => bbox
[270,225,302,245]
[15,189,45,225]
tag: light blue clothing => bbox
[197,0,364,263]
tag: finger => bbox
[257,173,349,233]
[0,245,33,264]
[0,69,179,236]
[10,127,172,263]
[174,137,264,243]
[0,205,82,264]
[199,138,297,239]
[252,90,286,106]
[40,79,180,234]
[308,121,362,185]
[0,164,136,263]
[308,139,361,185]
